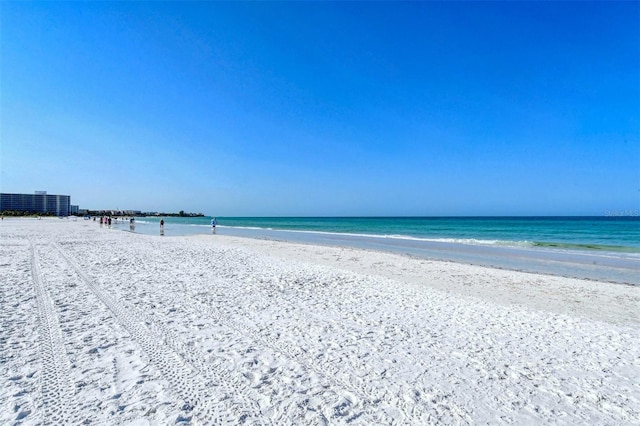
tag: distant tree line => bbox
[176,210,204,217]
[153,211,205,217]
[1,210,205,218]
[85,210,204,217]
[1,210,57,217]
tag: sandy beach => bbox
[1,218,639,425]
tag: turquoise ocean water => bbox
[133,216,640,251]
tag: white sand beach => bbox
[1,218,639,425]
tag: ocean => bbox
[130,216,640,251]
[119,216,639,284]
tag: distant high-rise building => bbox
[0,191,71,216]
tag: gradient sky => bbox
[2,1,638,216]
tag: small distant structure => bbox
[0,191,71,216]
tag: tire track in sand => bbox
[92,254,396,423]
[52,242,263,425]
[29,240,78,424]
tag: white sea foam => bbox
[225,225,535,247]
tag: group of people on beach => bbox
[90,215,218,235]
[98,216,112,227]
[96,215,135,231]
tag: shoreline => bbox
[130,216,640,254]
[179,222,640,286]
[1,219,639,424]
[190,233,640,327]
[10,217,640,285]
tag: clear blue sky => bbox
[2,1,638,216]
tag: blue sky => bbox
[2,1,638,216]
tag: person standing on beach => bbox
[160,218,165,235]
[211,217,217,234]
